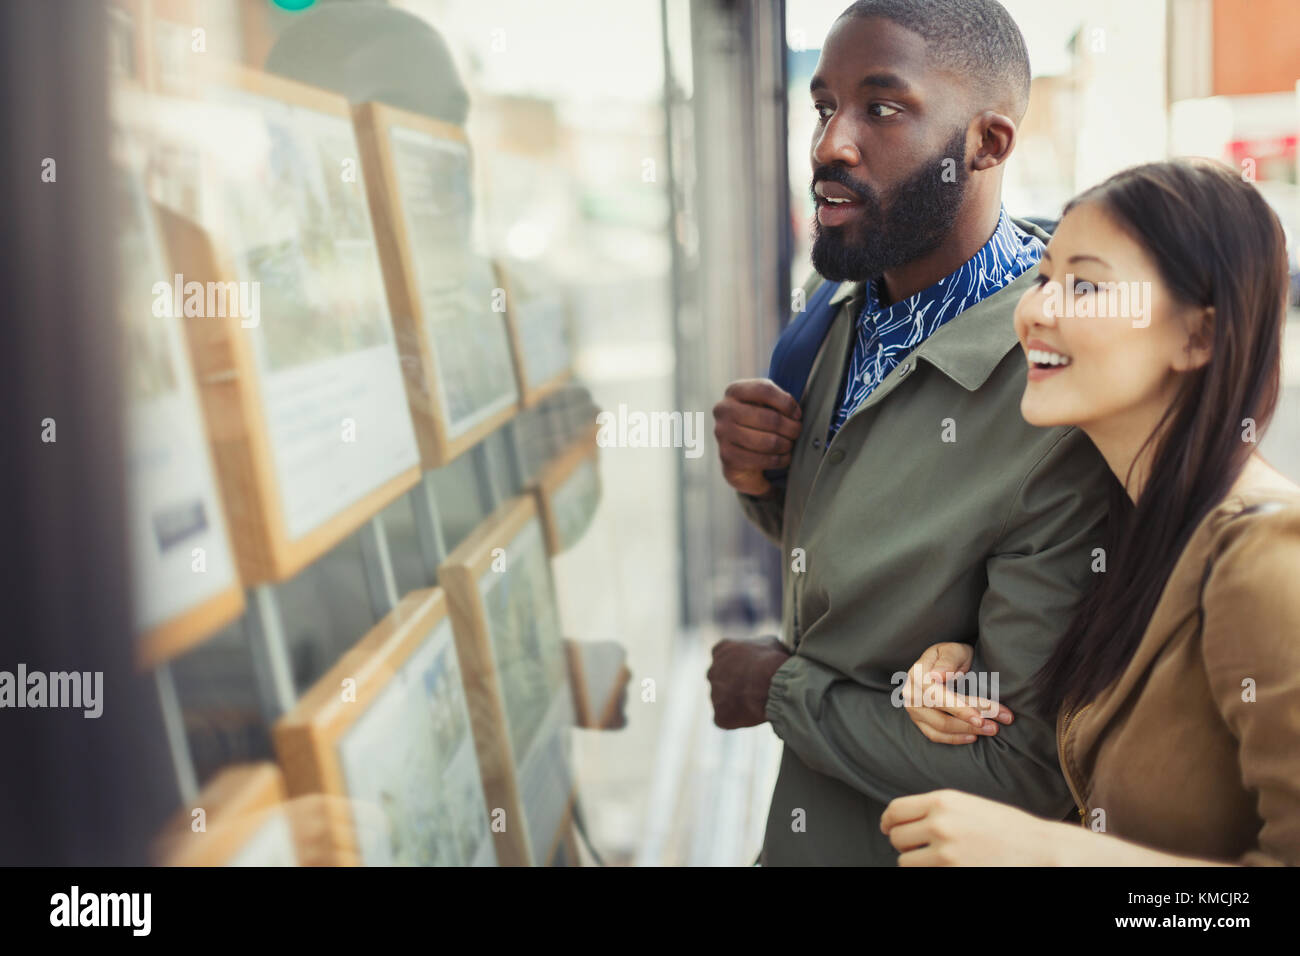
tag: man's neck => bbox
[877,201,1003,307]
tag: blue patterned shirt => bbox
[827,208,1044,440]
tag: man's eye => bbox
[813,104,833,120]
[868,103,900,118]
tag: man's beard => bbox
[810,128,970,285]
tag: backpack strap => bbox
[767,277,842,403]
[762,277,842,490]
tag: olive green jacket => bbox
[742,221,1112,865]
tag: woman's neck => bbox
[1083,411,1298,506]
[1080,407,1168,505]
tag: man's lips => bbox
[814,180,863,203]
[813,180,866,227]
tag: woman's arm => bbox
[1199,505,1300,866]
[880,789,1232,866]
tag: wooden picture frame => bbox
[531,424,601,556]
[156,763,299,866]
[155,65,422,584]
[498,261,573,407]
[353,100,521,468]
[438,495,577,866]
[107,0,149,91]
[116,162,244,667]
[273,588,496,867]
[565,640,630,731]
[143,0,207,97]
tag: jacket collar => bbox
[911,264,1037,391]
[824,217,1050,393]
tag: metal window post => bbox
[358,514,400,616]
[473,441,501,513]
[409,471,450,585]
[154,662,199,805]
[243,584,297,723]
[504,419,529,494]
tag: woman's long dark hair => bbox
[1034,159,1289,717]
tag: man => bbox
[708,0,1111,866]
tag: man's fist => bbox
[712,378,802,498]
[707,635,792,729]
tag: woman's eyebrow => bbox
[1067,254,1112,268]
[1039,250,1113,270]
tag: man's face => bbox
[808,16,971,283]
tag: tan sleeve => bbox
[1200,507,1300,866]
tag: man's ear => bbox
[1176,305,1214,371]
[971,111,1016,171]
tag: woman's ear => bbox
[1175,305,1214,371]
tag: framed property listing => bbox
[116,161,243,667]
[439,495,577,866]
[498,261,573,407]
[156,763,299,866]
[531,425,601,556]
[353,100,521,467]
[156,65,422,584]
[273,588,496,867]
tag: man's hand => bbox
[712,378,803,498]
[707,635,792,728]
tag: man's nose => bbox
[811,115,861,169]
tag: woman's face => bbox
[1013,200,1209,432]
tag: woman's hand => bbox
[882,789,1213,867]
[881,789,1060,866]
[900,642,1013,744]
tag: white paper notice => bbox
[213,91,420,540]
[119,167,239,634]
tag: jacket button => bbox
[899,363,911,375]
[828,449,845,463]
[812,437,823,449]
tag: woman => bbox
[882,158,1300,866]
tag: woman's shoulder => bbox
[1200,479,1300,623]
[1205,467,1300,547]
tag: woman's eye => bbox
[1033,272,1051,288]
[869,103,900,118]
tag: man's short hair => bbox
[839,0,1031,121]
